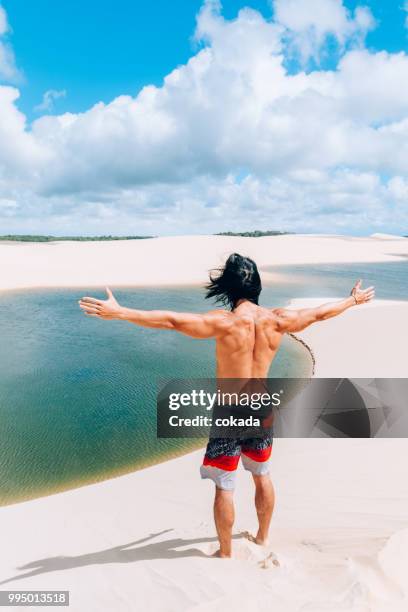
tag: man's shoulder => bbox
[205,308,230,317]
[203,309,236,336]
[204,308,234,325]
[271,307,295,320]
[255,305,281,321]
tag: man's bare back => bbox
[210,301,283,378]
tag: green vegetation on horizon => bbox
[216,230,293,237]
[1,230,297,242]
[0,234,155,242]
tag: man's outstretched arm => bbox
[79,288,226,339]
[274,280,375,333]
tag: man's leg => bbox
[213,486,235,558]
[240,435,274,545]
[252,473,275,545]
[201,437,240,557]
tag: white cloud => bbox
[0,86,49,176]
[0,4,21,81]
[0,0,407,235]
[1,169,406,237]
[272,0,375,64]
[0,5,8,35]
[387,176,408,201]
[34,89,67,113]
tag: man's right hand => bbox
[79,287,122,319]
[350,280,375,305]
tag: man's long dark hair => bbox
[205,253,262,310]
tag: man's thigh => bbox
[200,437,241,491]
[240,435,273,476]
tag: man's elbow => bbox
[150,312,177,330]
[314,306,332,322]
[299,313,324,329]
[290,310,325,331]
[164,316,177,330]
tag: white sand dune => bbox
[1,234,408,610]
[1,439,408,611]
[0,233,407,291]
[294,299,408,378]
[370,233,407,241]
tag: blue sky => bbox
[0,0,407,235]
[5,0,407,121]
[7,0,268,119]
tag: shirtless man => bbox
[79,253,374,558]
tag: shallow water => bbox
[2,260,405,505]
[265,260,408,302]
[0,286,309,505]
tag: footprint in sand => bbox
[301,539,323,552]
[242,530,265,545]
[242,531,280,568]
[258,552,280,569]
[204,534,280,566]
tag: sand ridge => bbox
[1,233,407,291]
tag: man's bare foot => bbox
[243,530,269,546]
[212,549,231,558]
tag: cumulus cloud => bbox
[0,4,21,81]
[0,0,407,235]
[272,0,375,64]
[0,86,49,176]
[0,4,8,35]
[34,89,67,113]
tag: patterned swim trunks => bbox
[200,435,273,491]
